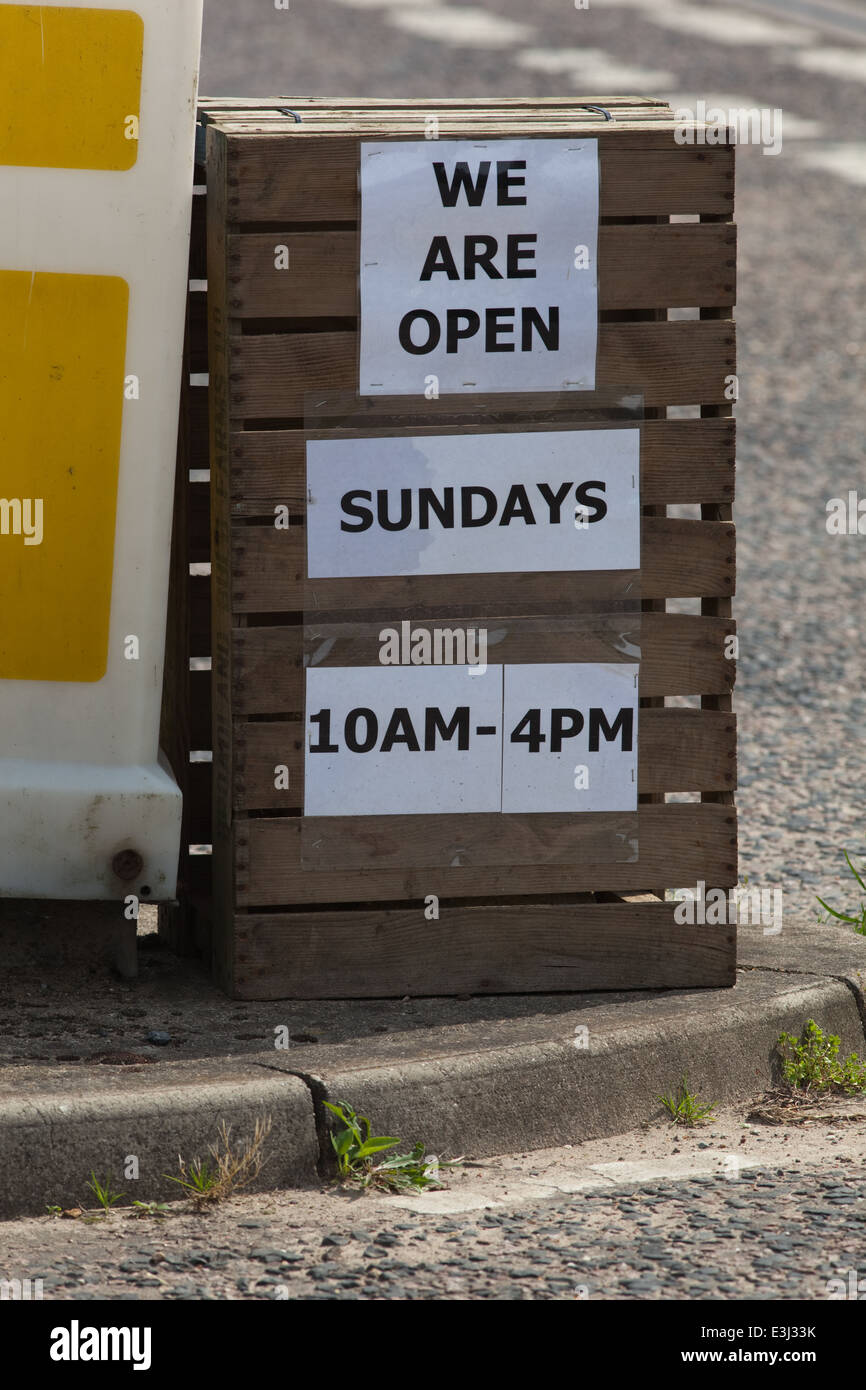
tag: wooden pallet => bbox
[160,97,737,998]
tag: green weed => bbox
[657,1075,716,1126]
[817,849,866,933]
[777,1019,866,1096]
[86,1172,125,1213]
[324,1099,461,1193]
[165,1116,272,1206]
[131,1200,170,1218]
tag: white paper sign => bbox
[501,662,637,813]
[304,663,638,816]
[359,138,599,395]
[306,428,639,577]
[304,664,503,816]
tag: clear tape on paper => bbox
[302,389,644,619]
[299,390,644,871]
[299,616,641,871]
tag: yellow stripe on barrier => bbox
[0,269,128,682]
[0,5,143,171]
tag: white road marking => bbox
[666,93,823,141]
[517,47,675,90]
[388,6,533,47]
[794,47,866,81]
[795,142,866,185]
[642,4,815,46]
[329,0,430,7]
[743,0,866,44]
[389,1152,765,1213]
[588,1154,763,1183]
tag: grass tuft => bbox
[657,1075,716,1126]
[817,847,866,932]
[165,1115,272,1207]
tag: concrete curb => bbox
[265,971,864,1161]
[0,1062,318,1219]
[3,918,866,1219]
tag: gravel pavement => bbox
[5,1095,866,1301]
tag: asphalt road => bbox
[6,1094,866,1305]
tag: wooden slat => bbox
[230,613,735,714]
[187,760,213,843]
[237,802,737,906]
[216,121,724,148]
[229,417,735,509]
[226,224,736,317]
[220,132,734,221]
[188,292,208,373]
[189,669,212,748]
[208,115,239,993]
[158,318,194,953]
[229,321,734,418]
[232,707,735,810]
[189,574,211,655]
[219,109,681,128]
[188,386,209,472]
[189,481,210,563]
[231,902,735,999]
[201,96,673,110]
[190,193,207,280]
[230,515,734,609]
[179,851,213,900]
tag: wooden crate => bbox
[162,97,737,997]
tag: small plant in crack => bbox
[86,1172,125,1214]
[164,1116,272,1207]
[131,1200,170,1218]
[657,1075,716,1126]
[324,1100,462,1194]
[777,1019,866,1096]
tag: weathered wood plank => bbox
[187,760,213,843]
[189,574,211,655]
[201,96,673,110]
[231,902,736,998]
[232,707,736,810]
[230,515,734,609]
[237,802,737,906]
[158,317,196,954]
[189,668,212,748]
[207,120,239,992]
[218,122,728,150]
[226,223,736,317]
[230,612,736,714]
[223,134,734,221]
[229,321,736,417]
[229,417,736,510]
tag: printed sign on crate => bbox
[306,427,639,577]
[304,662,638,816]
[359,137,599,394]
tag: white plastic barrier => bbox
[0,1,203,900]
